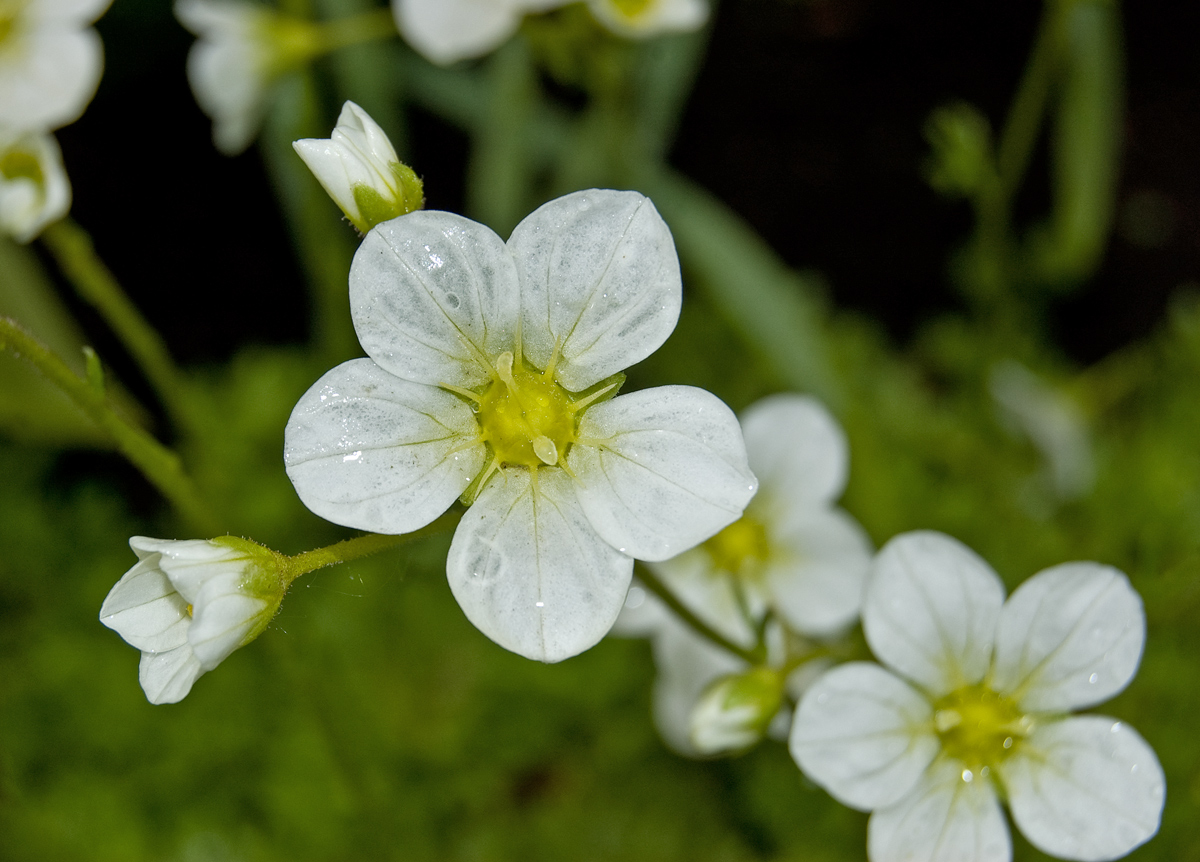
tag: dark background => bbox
[56,0,1200,370]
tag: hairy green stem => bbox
[0,317,218,532]
[635,562,762,665]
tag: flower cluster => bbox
[0,0,111,240]
[284,188,757,662]
[790,531,1165,862]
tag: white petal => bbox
[284,359,486,534]
[642,548,759,647]
[862,531,1005,697]
[393,0,523,65]
[1000,716,1165,862]
[129,537,245,605]
[0,27,103,130]
[868,758,1011,862]
[334,100,400,168]
[790,662,939,811]
[569,386,756,561]
[446,467,632,662]
[651,619,744,756]
[350,211,519,389]
[764,507,871,637]
[991,562,1145,712]
[508,189,682,391]
[188,590,270,670]
[138,645,205,705]
[608,578,672,637]
[742,394,849,507]
[29,0,112,24]
[0,132,71,243]
[98,559,191,653]
[292,138,371,223]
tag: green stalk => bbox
[636,562,762,665]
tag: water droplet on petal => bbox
[961,769,974,783]
[1110,722,1122,733]
[535,601,544,608]
[1002,737,1013,749]
[1089,672,1099,684]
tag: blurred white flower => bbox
[100,536,285,704]
[176,0,318,155]
[586,0,707,39]
[614,394,871,754]
[0,0,111,131]
[0,129,70,242]
[293,100,423,233]
[284,188,756,663]
[791,531,1165,862]
[393,0,565,66]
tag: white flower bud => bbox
[99,536,287,704]
[293,101,424,234]
[0,130,70,243]
[689,666,784,755]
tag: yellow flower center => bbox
[933,683,1032,776]
[607,0,654,21]
[0,148,42,185]
[703,516,769,580]
[0,1,22,49]
[476,351,578,468]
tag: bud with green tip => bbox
[923,102,996,199]
[689,665,785,755]
[99,536,289,704]
[293,101,424,235]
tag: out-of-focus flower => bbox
[284,188,756,663]
[689,665,784,755]
[0,129,70,242]
[791,531,1165,862]
[100,536,287,704]
[293,100,423,234]
[393,0,565,66]
[585,0,707,39]
[0,0,112,131]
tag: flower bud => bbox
[0,130,70,243]
[924,102,995,199]
[293,101,424,234]
[99,536,288,704]
[689,666,784,755]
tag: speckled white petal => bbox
[742,394,849,508]
[188,590,269,670]
[509,189,681,391]
[868,758,1011,862]
[350,212,519,389]
[0,27,103,130]
[863,531,1005,697]
[992,563,1145,712]
[99,559,191,653]
[765,507,871,637]
[393,0,525,65]
[447,467,632,662]
[569,386,756,562]
[128,537,246,603]
[790,662,938,811]
[138,645,204,705]
[285,359,486,534]
[651,618,744,756]
[1000,716,1164,862]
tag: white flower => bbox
[284,188,757,662]
[393,0,565,66]
[99,536,286,704]
[613,394,871,753]
[689,665,784,755]
[293,101,423,234]
[0,0,111,131]
[0,128,70,242]
[790,531,1165,862]
[586,0,707,39]
[176,0,315,155]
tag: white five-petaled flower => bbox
[614,394,872,754]
[293,100,423,234]
[176,0,314,155]
[0,128,69,241]
[100,536,286,704]
[284,188,757,663]
[790,531,1165,862]
[0,0,112,131]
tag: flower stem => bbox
[0,317,218,532]
[281,508,464,584]
[40,218,193,433]
[635,563,763,665]
[315,8,396,54]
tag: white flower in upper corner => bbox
[0,0,112,131]
[586,0,707,38]
[284,188,757,663]
[100,536,286,704]
[0,128,70,242]
[293,101,423,234]
[393,0,566,66]
[613,394,872,755]
[176,0,320,155]
[790,531,1165,862]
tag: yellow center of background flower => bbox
[933,683,1030,774]
[0,148,42,184]
[703,516,770,580]
[607,0,654,21]
[476,352,576,468]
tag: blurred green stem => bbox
[282,508,463,584]
[0,317,218,532]
[40,218,194,433]
[314,8,396,52]
[636,562,763,665]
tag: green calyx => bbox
[933,683,1032,773]
[350,162,425,233]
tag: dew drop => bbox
[1110,722,1122,733]
[1002,737,1014,749]
[816,693,829,704]
[961,769,974,783]
[535,601,545,608]
[1089,672,1099,684]
[624,587,645,609]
